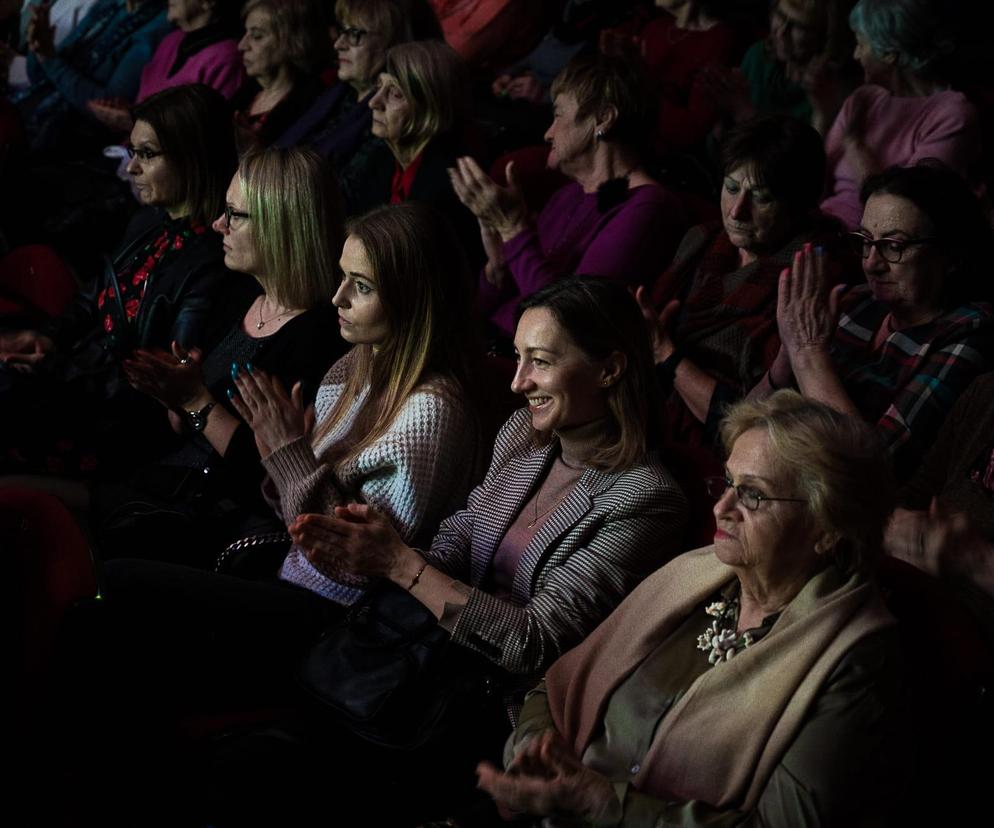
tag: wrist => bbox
[182,389,213,412]
[390,546,423,586]
[496,217,527,242]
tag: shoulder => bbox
[588,452,688,516]
[921,89,978,122]
[392,377,476,436]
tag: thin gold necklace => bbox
[256,298,289,330]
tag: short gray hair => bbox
[720,391,894,576]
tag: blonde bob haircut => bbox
[311,202,481,469]
[518,277,664,473]
[238,146,344,309]
[241,0,326,76]
[720,390,894,577]
[382,40,467,151]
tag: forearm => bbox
[671,358,718,424]
[182,392,241,457]
[262,437,344,522]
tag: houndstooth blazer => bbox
[423,407,688,684]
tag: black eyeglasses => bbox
[126,145,164,162]
[223,205,251,229]
[334,25,369,47]
[705,476,806,512]
[847,232,938,264]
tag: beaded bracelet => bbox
[406,560,429,591]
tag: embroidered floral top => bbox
[97,219,208,334]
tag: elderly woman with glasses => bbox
[479,391,908,826]
[753,164,994,482]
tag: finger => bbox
[777,266,791,317]
[302,404,315,436]
[505,160,521,198]
[290,381,303,413]
[657,299,681,332]
[228,390,252,422]
[828,283,846,321]
[171,340,190,365]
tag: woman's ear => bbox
[595,105,619,139]
[814,531,841,556]
[599,351,627,388]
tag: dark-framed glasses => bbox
[847,232,938,264]
[704,476,806,512]
[125,144,164,162]
[333,24,369,46]
[224,204,251,229]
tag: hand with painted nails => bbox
[227,364,313,458]
[776,243,846,363]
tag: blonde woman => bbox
[97,146,345,563]
[230,200,484,602]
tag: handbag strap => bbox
[214,531,292,573]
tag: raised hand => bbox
[448,157,527,242]
[122,341,207,410]
[227,364,307,458]
[776,243,845,364]
[289,504,413,581]
[634,285,680,364]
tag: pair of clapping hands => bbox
[123,343,402,578]
[121,342,309,457]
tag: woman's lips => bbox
[714,528,736,541]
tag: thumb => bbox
[291,380,303,410]
[828,284,846,321]
[928,496,944,520]
[505,160,521,197]
[303,404,315,436]
[658,299,681,331]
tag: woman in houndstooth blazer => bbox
[291,277,689,708]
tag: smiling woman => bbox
[483,392,907,827]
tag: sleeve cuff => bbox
[260,435,321,492]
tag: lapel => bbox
[508,465,621,604]
[469,439,556,586]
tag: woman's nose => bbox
[211,213,226,234]
[126,156,140,175]
[728,191,749,220]
[331,281,349,308]
[509,362,531,395]
[712,485,739,520]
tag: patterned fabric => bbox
[97,220,207,334]
[650,219,846,444]
[422,408,688,703]
[833,285,994,480]
[266,350,482,603]
[901,372,994,540]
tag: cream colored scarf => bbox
[545,546,895,810]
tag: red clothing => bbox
[610,12,744,154]
[389,152,425,204]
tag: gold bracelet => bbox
[406,560,429,591]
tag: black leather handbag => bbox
[296,582,502,750]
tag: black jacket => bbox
[46,207,234,357]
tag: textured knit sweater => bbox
[264,350,481,603]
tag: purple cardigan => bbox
[137,29,244,102]
[479,181,686,338]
